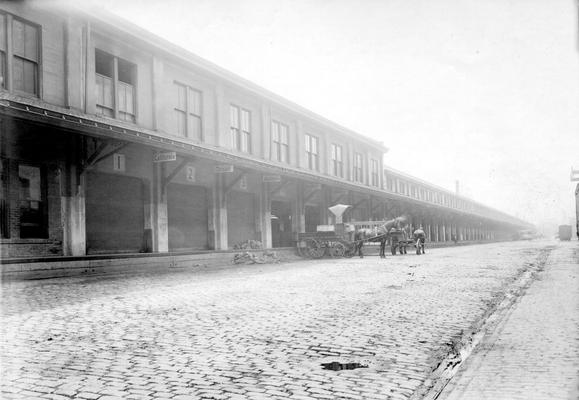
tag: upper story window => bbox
[174,82,202,140]
[371,159,379,187]
[95,50,136,122]
[305,134,319,171]
[0,14,40,95]
[230,105,251,153]
[353,153,363,183]
[271,121,289,163]
[331,143,343,178]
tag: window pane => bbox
[176,110,186,137]
[117,82,134,115]
[272,122,279,141]
[96,74,113,108]
[117,58,135,84]
[175,83,186,111]
[230,127,239,148]
[305,135,310,152]
[280,125,288,144]
[13,57,23,90]
[18,165,46,239]
[0,51,5,88]
[117,84,126,112]
[22,59,36,94]
[241,110,250,131]
[242,132,250,152]
[190,115,202,140]
[24,23,38,61]
[311,137,317,154]
[0,14,6,51]
[189,88,201,115]
[230,106,239,129]
[95,50,113,77]
[12,19,24,57]
[13,57,37,95]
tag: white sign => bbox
[186,166,196,182]
[239,175,248,190]
[263,174,281,182]
[153,151,177,163]
[215,164,234,173]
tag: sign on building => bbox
[215,164,234,173]
[153,151,177,163]
[263,174,281,182]
[186,166,196,182]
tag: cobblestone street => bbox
[438,242,579,400]
[0,241,565,399]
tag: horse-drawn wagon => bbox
[296,204,424,258]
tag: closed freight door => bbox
[227,191,256,248]
[167,183,208,251]
[86,172,144,254]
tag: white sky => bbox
[81,0,579,231]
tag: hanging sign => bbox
[153,151,177,163]
[263,174,281,182]
[215,164,234,173]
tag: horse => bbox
[353,216,409,258]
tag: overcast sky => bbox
[79,0,578,231]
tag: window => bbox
[271,121,289,163]
[353,153,363,183]
[371,159,379,187]
[331,144,343,178]
[18,164,47,238]
[0,14,40,94]
[230,105,251,153]
[174,82,202,140]
[0,14,6,89]
[0,160,8,238]
[95,50,136,122]
[305,134,319,171]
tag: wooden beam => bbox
[85,141,108,167]
[350,197,368,210]
[162,157,192,189]
[270,179,291,197]
[224,171,247,194]
[331,191,347,204]
[303,185,321,204]
[92,142,129,165]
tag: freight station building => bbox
[0,2,530,264]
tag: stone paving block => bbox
[1,242,565,400]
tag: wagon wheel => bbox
[307,239,326,259]
[297,241,310,258]
[344,242,356,258]
[329,242,346,258]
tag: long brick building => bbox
[0,2,529,262]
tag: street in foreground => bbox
[1,241,576,399]
[438,242,579,400]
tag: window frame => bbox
[331,143,343,178]
[173,81,203,140]
[230,104,251,153]
[370,159,379,187]
[271,120,289,163]
[95,49,137,123]
[0,12,42,97]
[305,133,319,171]
[17,162,48,239]
[353,152,363,183]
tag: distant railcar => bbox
[558,225,572,241]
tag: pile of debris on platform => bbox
[233,250,280,265]
[233,239,263,250]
